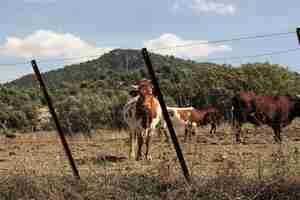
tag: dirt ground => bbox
[1,120,300,181]
[2,121,300,199]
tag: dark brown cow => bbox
[232,91,300,143]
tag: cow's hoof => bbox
[145,155,153,161]
[236,140,246,145]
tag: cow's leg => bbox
[184,125,189,142]
[157,127,162,139]
[129,131,137,160]
[136,132,143,160]
[158,122,168,143]
[210,123,216,135]
[191,126,196,136]
[158,126,169,143]
[184,124,193,142]
[272,125,282,143]
[190,125,196,141]
[163,128,169,143]
[235,123,242,143]
[213,123,217,135]
[145,129,152,160]
[160,127,169,143]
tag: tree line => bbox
[1,50,300,135]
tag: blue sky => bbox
[0,0,300,82]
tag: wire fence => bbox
[1,29,300,185]
[0,29,298,67]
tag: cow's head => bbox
[138,79,153,97]
[129,79,156,98]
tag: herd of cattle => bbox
[123,79,300,160]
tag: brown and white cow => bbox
[167,106,223,142]
[123,79,163,160]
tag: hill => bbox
[1,48,300,133]
[6,49,198,89]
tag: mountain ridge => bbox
[6,48,200,88]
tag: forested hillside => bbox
[1,49,300,134]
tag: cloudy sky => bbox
[0,0,299,82]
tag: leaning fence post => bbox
[141,48,191,182]
[31,60,80,179]
[296,27,300,45]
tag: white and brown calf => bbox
[166,106,222,142]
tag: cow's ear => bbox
[131,85,139,90]
[129,90,139,97]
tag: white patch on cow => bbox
[123,96,142,130]
[166,106,194,125]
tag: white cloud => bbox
[0,30,114,64]
[191,0,236,15]
[144,33,231,59]
[172,0,236,16]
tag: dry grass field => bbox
[2,121,300,199]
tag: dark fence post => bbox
[297,27,300,45]
[141,48,190,182]
[31,60,80,179]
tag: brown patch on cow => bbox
[177,110,192,122]
[143,96,159,119]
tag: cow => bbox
[123,79,163,160]
[232,91,300,143]
[166,106,223,142]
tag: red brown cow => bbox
[167,106,223,142]
[232,91,300,143]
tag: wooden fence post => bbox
[31,60,80,179]
[141,48,190,182]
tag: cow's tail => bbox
[215,110,224,126]
[231,96,240,129]
[250,98,257,113]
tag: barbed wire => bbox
[1,46,299,68]
[0,54,102,67]
[36,54,102,65]
[148,31,295,51]
[202,47,300,62]
[0,30,297,67]
[0,61,30,67]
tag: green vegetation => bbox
[1,49,300,134]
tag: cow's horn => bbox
[131,85,139,89]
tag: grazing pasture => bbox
[2,120,300,199]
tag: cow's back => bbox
[192,106,222,125]
[254,95,296,126]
